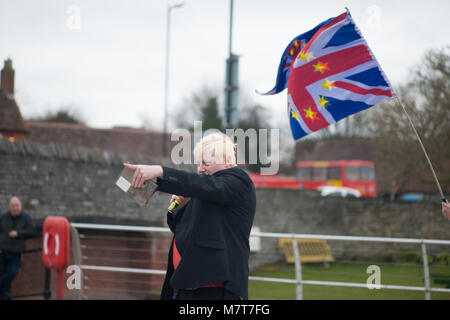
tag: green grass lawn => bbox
[249,262,450,300]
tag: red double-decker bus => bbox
[246,172,302,190]
[296,160,376,197]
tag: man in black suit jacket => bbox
[0,197,35,300]
[123,133,256,300]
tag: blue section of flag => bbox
[345,67,389,87]
[289,116,307,140]
[258,18,332,95]
[323,96,373,122]
[324,22,360,48]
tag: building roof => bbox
[295,138,376,162]
[27,121,177,159]
[0,89,29,134]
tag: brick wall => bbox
[78,229,172,299]
[10,236,46,299]
[9,224,173,300]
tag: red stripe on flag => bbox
[288,45,373,132]
[294,45,373,86]
[322,12,348,29]
[287,87,330,132]
[334,81,393,96]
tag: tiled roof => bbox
[27,121,178,159]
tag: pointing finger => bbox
[123,163,137,170]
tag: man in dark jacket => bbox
[123,133,256,300]
[0,196,35,300]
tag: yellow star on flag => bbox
[317,96,329,108]
[313,61,330,73]
[321,79,336,91]
[298,50,315,62]
[290,41,301,57]
[291,109,300,121]
[304,107,319,123]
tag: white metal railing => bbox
[71,222,450,300]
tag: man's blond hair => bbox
[194,132,237,166]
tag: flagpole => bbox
[393,95,446,201]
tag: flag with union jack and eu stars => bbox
[258,10,393,140]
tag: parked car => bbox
[317,186,361,198]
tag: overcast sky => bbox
[1,0,449,131]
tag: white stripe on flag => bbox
[287,94,313,134]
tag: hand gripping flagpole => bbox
[393,94,446,202]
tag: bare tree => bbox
[369,47,450,194]
[172,85,221,131]
[26,105,85,124]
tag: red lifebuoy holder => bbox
[42,216,70,269]
[42,216,70,299]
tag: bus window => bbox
[345,166,360,181]
[313,167,327,181]
[297,167,312,180]
[361,166,375,181]
[328,166,341,180]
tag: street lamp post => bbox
[224,0,239,129]
[163,2,185,158]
